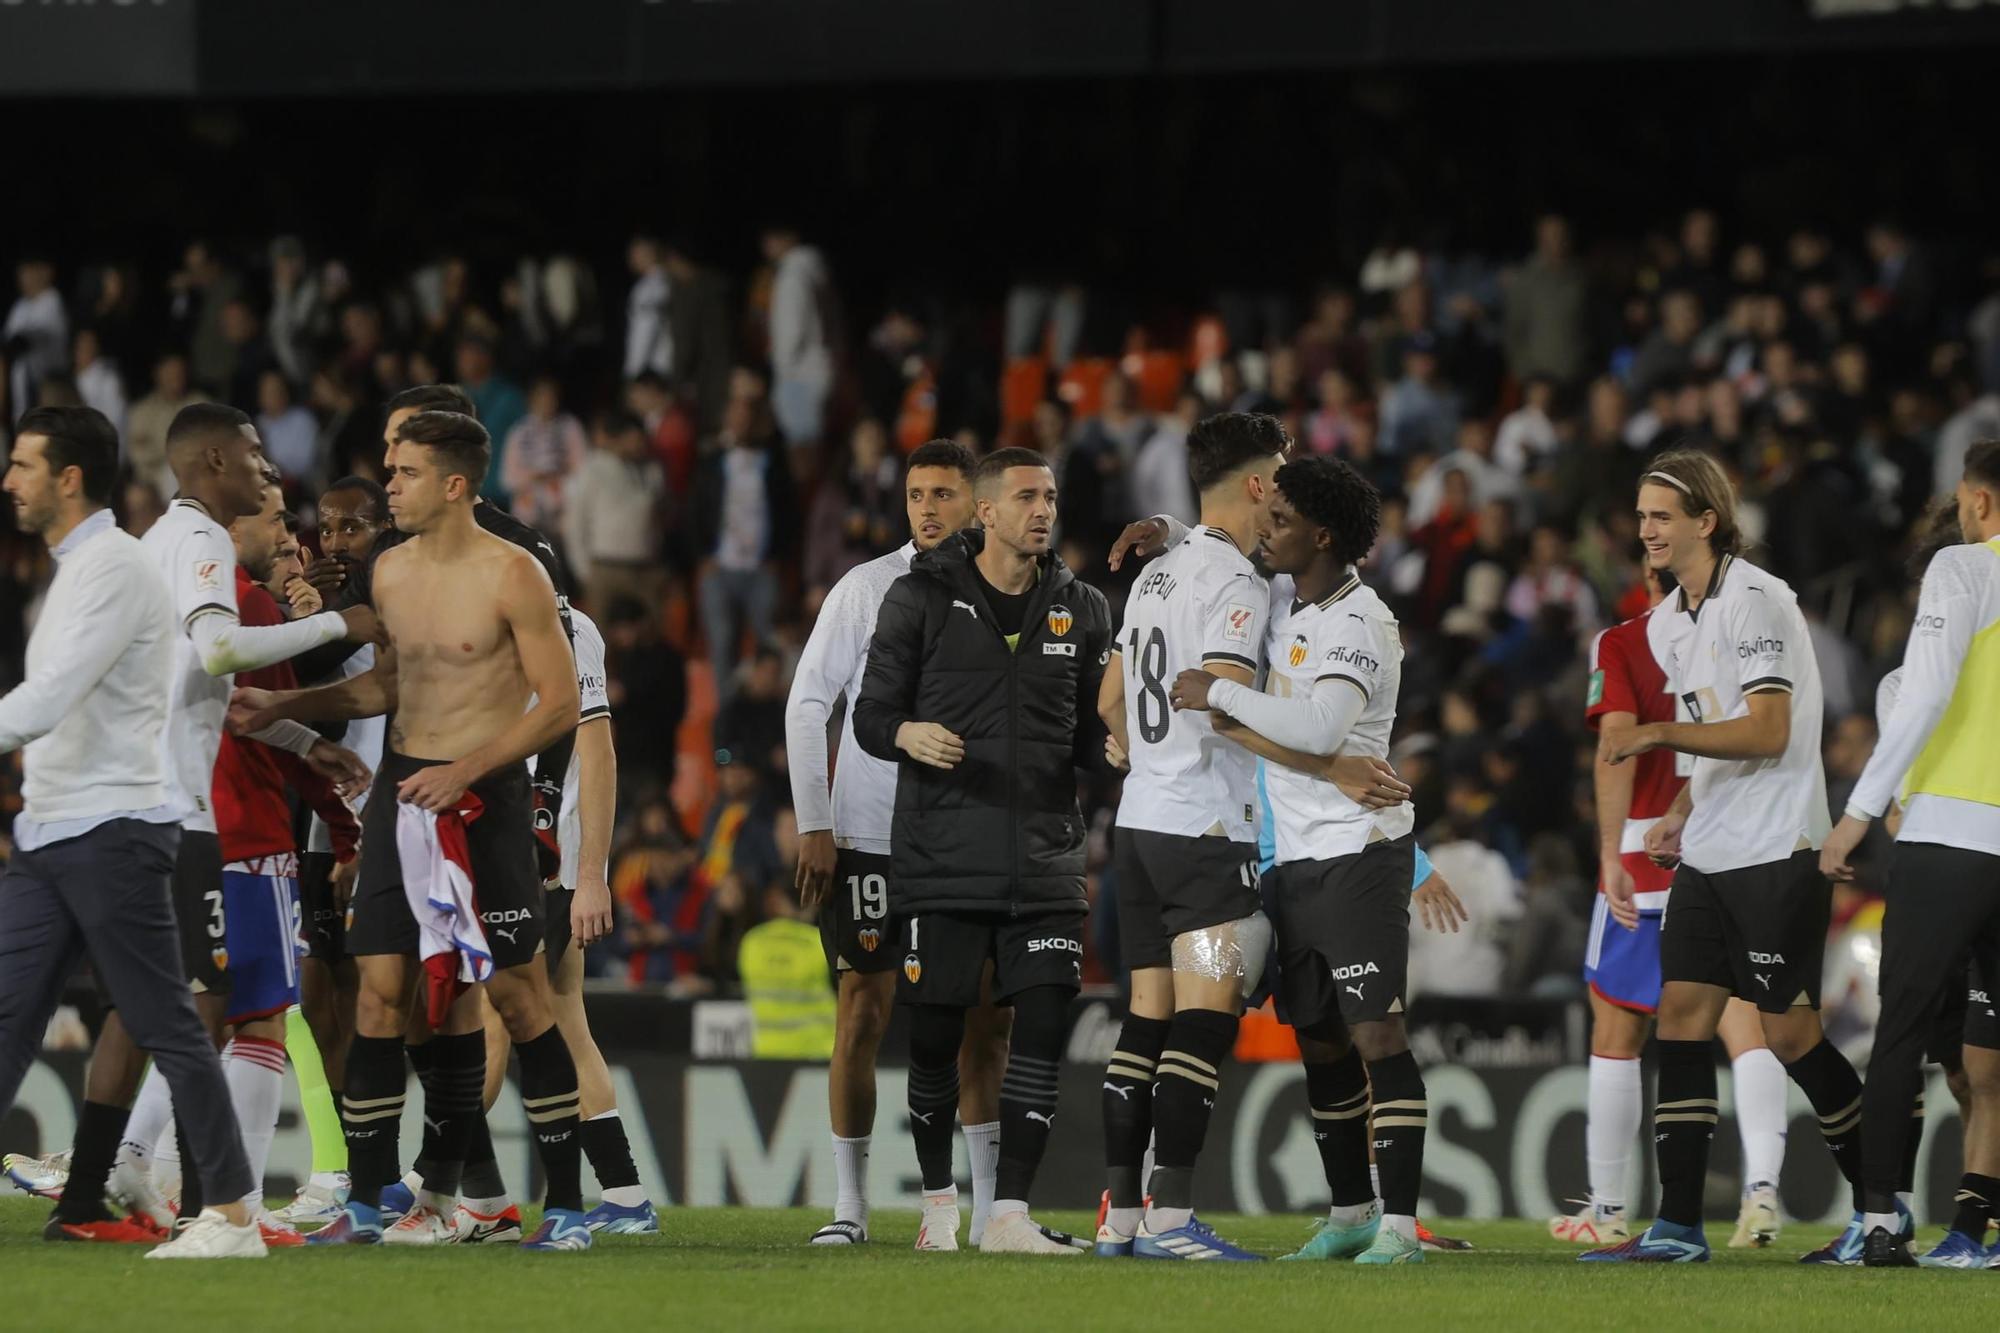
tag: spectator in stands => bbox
[625,370,698,496]
[625,233,673,381]
[681,749,785,996]
[456,332,527,501]
[1380,330,1458,456]
[663,240,735,431]
[1494,375,1559,477]
[1504,522,1599,632]
[171,240,242,395]
[1130,389,1201,526]
[695,393,795,699]
[802,417,901,603]
[565,410,667,617]
[716,644,789,778]
[126,352,204,498]
[5,258,68,424]
[1408,418,1518,526]
[609,793,702,985]
[254,368,320,487]
[70,328,126,438]
[266,235,322,386]
[762,224,837,453]
[120,478,167,540]
[217,296,278,408]
[1629,289,1704,396]
[309,365,382,484]
[1408,778,1519,999]
[1503,214,1589,386]
[1501,834,1590,997]
[502,373,588,530]
[602,598,688,795]
[1295,287,1371,388]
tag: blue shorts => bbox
[1583,893,1662,1014]
[222,857,304,1025]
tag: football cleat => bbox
[304,1203,383,1245]
[44,1214,166,1244]
[522,1208,593,1253]
[1353,1226,1425,1265]
[382,1203,455,1246]
[108,1155,177,1234]
[1728,1183,1782,1249]
[1416,1221,1474,1251]
[977,1210,1085,1256]
[1862,1226,1917,1268]
[145,1208,268,1260]
[256,1213,306,1248]
[1133,1216,1264,1262]
[1798,1203,1911,1266]
[583,1199,659,1235]
[1280,1207,1381,1261]
[1550,1202,1628,1246]
[915,1190,961,1252]
[809,1219,867,1246]
[4,1149,70,1201]
[274,1175,349,1227]
[1915,1229,1990,1269]
[1093,1221,1135,1258]
[1579,1220,1709,1263]
[450,1202,524,1244]
[377,1179,416,1222]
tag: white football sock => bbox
[962,1121,1000,1243]
[1381,1212,1418,1241]
[1369,1161,1382,1204]
[1732,1047,1789,1190]
[223,1035,286,1209]
[1587,1054,1642,1212]
[989,1196,1026,1222]
[831,1134,870,1225]
[1330,1199,1379,1228]
[121,1064,176,1161]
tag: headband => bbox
[1645,470,1694,496]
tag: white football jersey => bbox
[1645,555,1829,874]
[786,543,917,855]
[529,609,611,891]
[1114,525,1267,840]
[139,498,239,833]
[1259,575,1415,862]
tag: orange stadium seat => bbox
[1001,355,1048,428]
[1127,349,1187,412]
[1056,357,1115,418]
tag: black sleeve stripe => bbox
[1313,672,1371,699]
[184,602,234,627]
[579,706,612,722]
[1202,652,1258,671]
[1742,677,1793,695]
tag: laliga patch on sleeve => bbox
[1587,669,1604,707]
[193,559,223,592]
[1222,603,1256,645]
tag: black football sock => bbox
[406,1038,442,1185]
[515,1026,583,1214]
[581,1111,641,1192]
[1102,1014,1169,1211]
[906,1004,965,1194]
[993,987,1070,1206]
[341,1034,406,1211]
[460,1115,509,1201]
[1785,1038,1865,1211]
[1364,1049,1427,1219]
[1147,1008,1239,1222]
[1951,1173,1999,1237]
[1653,1038,1719,1229]
[52,1100,127,1224]
[416,1031,485,1199]
[1305,1046,1374,1208]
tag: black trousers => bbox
[1861,839,2000,1209]
[0,819,252,1203]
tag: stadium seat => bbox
[1127,349,1187,412]
[896,368,939,451]
[1000,356,1048,428]
[1056,357,1115,419]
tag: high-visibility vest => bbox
[739,918,836,1059]
[1906,539,2000,808]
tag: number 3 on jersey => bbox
[1127,625,1170,744]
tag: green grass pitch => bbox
[1,1200,1994,1332]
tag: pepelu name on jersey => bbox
[1135,570,1179,601]
[1736,636,1783,659]
[1026,937,1083,954]
[1329,961,1380,981]
[1324,645,1378,675]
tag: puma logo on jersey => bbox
[952,600,979,620]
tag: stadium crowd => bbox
[3,206,1986,1008]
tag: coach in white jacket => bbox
[0,407,263,1259]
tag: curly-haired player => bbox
[1171,455,1429,1265]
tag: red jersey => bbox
[211,569,359,864]
[1586,607,1684,822]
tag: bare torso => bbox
[375,532,532,760]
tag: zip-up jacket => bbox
[852,529,1113,918]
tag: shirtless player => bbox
[230,409,589,1253]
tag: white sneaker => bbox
[109,1154,177,1234]
[382,1203,456,1246]
[914,1189,961,1252]
[979,1209,1084,1256]
[1729,1183,1782,1248]
[274,1174,349,1226]
[3,1149,71,1200]
[1548,1202,1628,1246]
[144,1208,268,1260]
